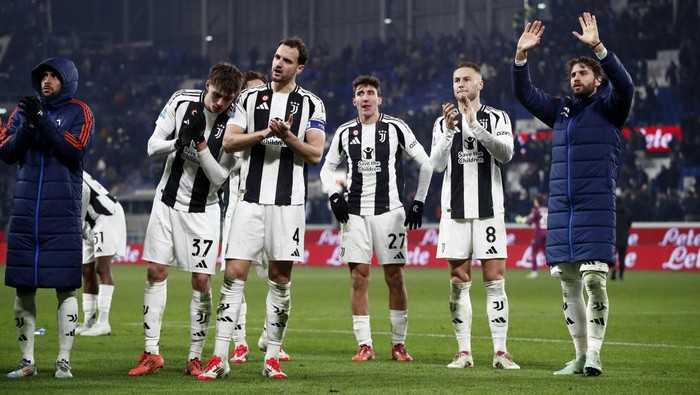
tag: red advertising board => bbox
[2,225,700,271]
[517,124,681,153]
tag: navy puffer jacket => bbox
[0,57,93,289]
[512,52,634,265]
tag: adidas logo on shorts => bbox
[393,251,405,259]
[291,249,300,257]
[195,260,208,269]
[485,246,498,254]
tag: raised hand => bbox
[517,20,545,55]
[18,96,44,124]
[270,114,294,140]
[573,12,600,47]
[179,104,206,147]
[442,103,459,132]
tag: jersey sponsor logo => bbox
[457,150,484,164]
[358,160,381,173]
[349,136,361,145]
[260,136,288,147]
[256,102,270,110]
[464,136,476,150]
[485,246,498,254]
[180,146,201,165]
[363,147,373,159]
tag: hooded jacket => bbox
[0,57,93,289]
[512,52,634,265]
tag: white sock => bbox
[188,289,212,360]
[584,271,609,354]
[97,284,114,325]
[352,315,372,348]
[233,302,248,347]
[450,281,472,352]
[14,292,36,363]
[560,278,587,358]
[82,293,97,324]
[389,309,408,346]
[264,280,291,361]
[56,290,78,361]
[213,278,244,359]
[485,279,509,354]
[143,280,167,355]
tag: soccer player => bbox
[128,62,244,377]
[199,37,326,380]
[224,70,291,364]
[522,194,548,279]
[319,75,432,363]
[512,13,634,376]
[76,171,126,336]
[1,57,93,379]
[430,62,518,370]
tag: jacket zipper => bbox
[34,153,45,286]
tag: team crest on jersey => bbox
[214,123,225,138]
[378,130,387,143]
[55,117,63,126]
[290,101,300,115]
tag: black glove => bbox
[18,96,44,124]
[179,104,206,147]
[329,193,349,224]
[404,200,424,230]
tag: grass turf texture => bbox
[0,265,698,394]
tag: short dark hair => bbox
[352,75,381,96]
[209,62,244,95]
[566,56,605,80]
[278,36,309,65]
[244,70,267,84]
[535,194,546,205]
[454,62,481,74]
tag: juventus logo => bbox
[214,124,224,138]
[196,312,209,324]
[273,306,286,315]
[478,119,488,129]
[363,147,374,159]
[217,303,230,314]
[15,317,24,328]
[378,130,387,143]
[143,306,150,315]
[68,314,78,323]
[290,101,300,115]
[492,300,505,311]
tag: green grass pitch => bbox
[1,265,698,394]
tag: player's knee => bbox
[583,271,607,294]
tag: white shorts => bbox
[225,200,305,262]
[221,195,267,276]
[436,214,508,260]
[142,199,220,274]
[550,260,609,278]
[340,208,407,265]
[82,204,127,263]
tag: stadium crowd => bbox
[1,0,699,227]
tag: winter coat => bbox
[0,57,93,289]
[512,52,634,265]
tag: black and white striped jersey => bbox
[430,105,514,220]
[152,89,235,213]
[227,83,326,205]
[322,113,430,216]
[82,171,120,228]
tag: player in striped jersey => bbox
[319,75,432,363]
[430,62,519,370]
[222,71,292,365]
[128,62,244,378]
[75,172,126,337]
[201,37,326,381]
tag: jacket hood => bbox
[31,57,79,108]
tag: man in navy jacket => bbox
[511,13,634,376]
[0,57,94,379]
